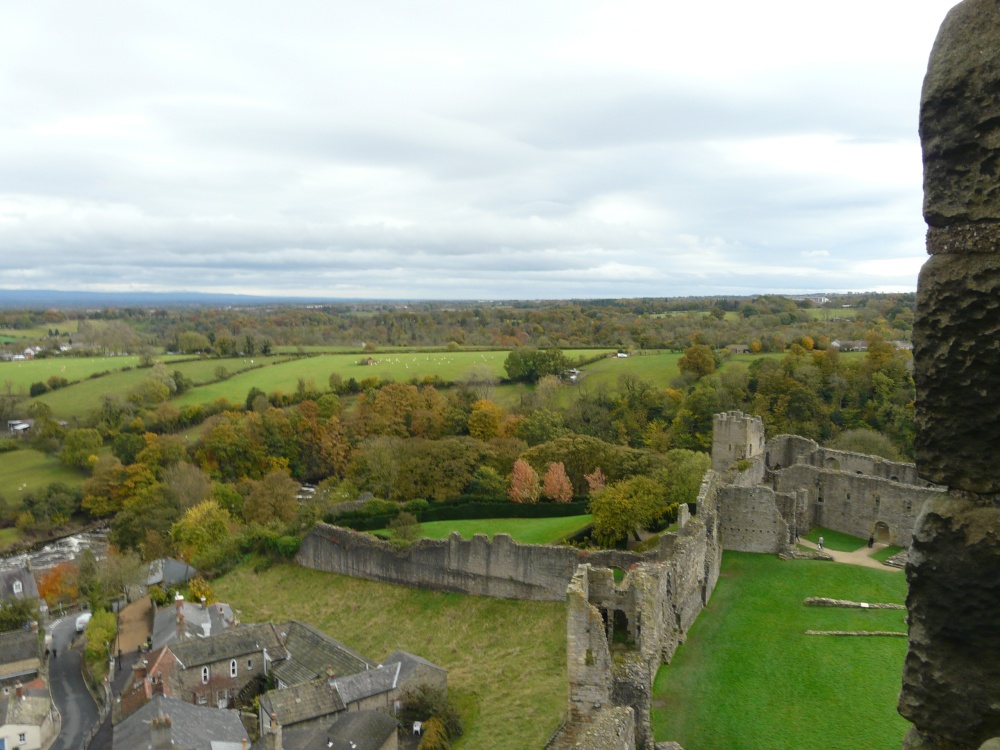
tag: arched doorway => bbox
[873,522,891,544]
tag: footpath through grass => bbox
[802,526,866,552]
[653,551,909,750]
[378,515,592,545]
[214,563,566,750]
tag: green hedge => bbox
[333,500,591,532]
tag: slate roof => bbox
[272,621,371,687]
[146,558,197,588]
[170,622,286,669]
[382,651,445,681]
[0,629,39,666]
[281,711,398,750]
[113,695,248,750]
[331,664,398,705]
[4,691,51,727]
[152,600,237,649]
[0,568,40,604]
[258,679,345,727]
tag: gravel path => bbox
[798,539,903,572]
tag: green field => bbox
[379,515,592,545]
[215,563,566,750]
[0,354,184,391]
[30,357,258,420]
[0,447,86,502]
[571,351,684,391]
[170,350,607,408]
[0,320,81,342]
[653,552,909,750]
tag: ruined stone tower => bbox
[711,411,765,473]
[900,1,1000,746]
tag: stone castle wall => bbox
[716,428,943,553]
[297,524,648,602]
[556,469,724,750]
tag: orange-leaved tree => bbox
[37,562,79,608]
[543,462,573,503]
[508,459,540,504]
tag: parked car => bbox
[75,612,92,632]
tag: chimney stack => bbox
[264,715,282,750]
[151,713,172,750]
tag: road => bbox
[48,617,99,750]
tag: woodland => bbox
[0,292,915,607]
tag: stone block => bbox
[914,253,1000,492]
[898,491,1000,747]
[921,0,1000,226]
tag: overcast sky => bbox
[0,0,958,300]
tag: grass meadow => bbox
[0,447,86,502]
[30,357,255,420]
[0,354,184,391]
[653,551,909,750]
[377,515,593,545]
[214,563,566,750]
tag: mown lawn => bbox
[378,515,592,545]
[872,545,904,563]
[214,563,566,750]
[0,447,85,502]
[653,551,909,750]
[802,526,866,552]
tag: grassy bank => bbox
[653,551,909,750]
[378,515,592,545]
[214,563,567,750]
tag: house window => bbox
[247,659,253,670]
[197,693,208,705]
[202,666,209,684]
[230,659,237,678]
[12,580,22,595]
[19,732,26,743]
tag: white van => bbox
[75,612,92,632]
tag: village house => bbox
[0,630,41,694]
[0,680,56,750]
[113,694,249,750]
[0,566,47,619]
[265,710,399,750]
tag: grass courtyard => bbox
[653,551,909,750]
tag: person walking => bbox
[818,536,824,551]
[868,535,875,549]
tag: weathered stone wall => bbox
[711,411,765,472]
[555,469,723,750]
[718,485,791,553]
[900,1,1000,747]
[297,524,648,602]
[774,465,943,548]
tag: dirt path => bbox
[798,539,903,572]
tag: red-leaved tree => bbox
[543,462,573,503]
[584,467,607,495]
[509,459,540,504]
[37,562,79,608]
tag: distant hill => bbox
[0,289,362,309]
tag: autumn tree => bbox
[543,462,573,503]
[678,343,718,380]
[508,459,540,504]
[171,500,235,563]
[162,462,213,510]
[242,470,299,524]
[467,400,504,441]
[584,467,607,495]
[60,428,103,470]
[589,476,665,547]
[37,562,79,608]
